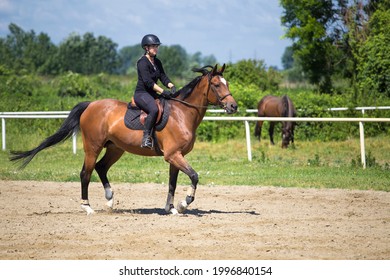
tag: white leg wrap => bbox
[106,198,114,208]
[80,202,95,215]
[105,190,114,209]
[177,200,188,214]
[165,193,174,213]
[104,188,113,200]
[170,208,179,215]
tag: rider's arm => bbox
[153,83,164,94]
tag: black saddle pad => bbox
[124,99,170,131]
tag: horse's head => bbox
[206,64,238,114]
[282,123,294,148]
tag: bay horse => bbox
[254,95,296,148]
[10,64,238,215]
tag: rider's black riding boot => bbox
[141,111,156,149]
[141,129,153,149]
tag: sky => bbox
[0,0,291,69]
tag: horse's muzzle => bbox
[225,102,238,114]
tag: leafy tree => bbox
[280,0,339,92]
[56,32,119,74]
[280,0,386,95]
[158,45,188,78]
[0,23,57,74]
[201,54,217,67]
[224,59,269,91]
[0,38,13,68]
[356,7,390,97]
[281,46,294,70]
[117,45,143,75]
[56,33,84,73]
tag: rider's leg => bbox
[134,92,159,149]
[142,109,157,148]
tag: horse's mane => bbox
[176,65,214,100]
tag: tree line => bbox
[0,23,217,78]
[1,0,389,98]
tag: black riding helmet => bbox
[141,34,161,49]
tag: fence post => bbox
[244,120,252,161]
[359,121,366,169]
[1,118,5,151]
[359,109,366,169]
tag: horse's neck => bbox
[183,93,208,122]
[176,81,209,126]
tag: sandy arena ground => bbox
[0,180,389,260]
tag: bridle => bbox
[206,72,232,105]
[170,72,232,110]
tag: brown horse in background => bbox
[254,95,296,148]
[10,64,238,215]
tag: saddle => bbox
[124,97,170,131]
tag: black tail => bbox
[281,95,289,117]
[10,101,91,169]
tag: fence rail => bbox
[2,110,390,169]
[209,106,390,114]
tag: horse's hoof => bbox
[170,208,179,215]
[177,200,188,214]
[106,198,114,208]
[81,204,95,215]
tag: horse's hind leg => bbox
[80,149,101,215]
[269,122,275,145]
[164,164,180,215]
[95,143,124,209]
[254,121,263,141]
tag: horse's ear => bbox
[211,64,218,75]
[219,63,226,73]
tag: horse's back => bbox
[80,99,128,134]
[82,98,126,119]
[87,98,127,112]
[257,95,283,117]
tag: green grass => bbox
[1,133,389,191]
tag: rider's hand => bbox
[170,86,176,94]
[161,90,172,99]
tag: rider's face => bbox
[146,44,159,56]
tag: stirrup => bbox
[141,136,154,149]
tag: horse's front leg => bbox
[165,153,198,214]
[177,166,198,214]
[269,122,275,145]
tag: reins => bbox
[170,71,231,110]
[169,97,210,109]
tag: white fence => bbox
[203,116,390,169]
[0,111,76,154]
[1,108,390,169]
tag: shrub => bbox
[57,71,96,98]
